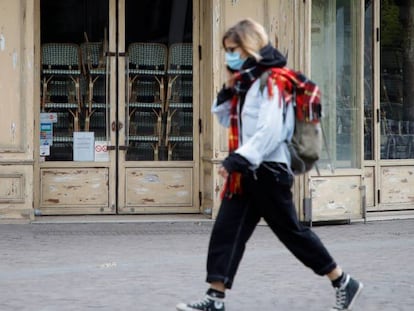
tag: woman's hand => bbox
[224,68,237,89]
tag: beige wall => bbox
[0,0,35,221]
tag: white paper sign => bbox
[73,132,95,161]
[40,145,50,156]
[40,112,58,123]
[94,141,109,162]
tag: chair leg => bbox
[128,108,137,136]
[129,75,139,102]
[88,77,94,113]
[166,76,178,111]
[85,109,95,132]
[41,76,53,112]
[168,143,176,161]
[154,109,162,141]
[152,143,159,161]
[41,77,48,112]
[155,76,165,111]
[69,109,80,132]
[165,109,177,147]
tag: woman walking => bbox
[176,18,363,311]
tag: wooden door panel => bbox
[40,168,109,209]
[380,166,414,206]
[124,167,193,207]
[310,175,362,221]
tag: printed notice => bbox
[73,132,95,161]
[40,112,58,123]
[40,145,50,156]
[94,141,109,162]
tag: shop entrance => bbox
[36,0,200,215]
[363,0,414,213]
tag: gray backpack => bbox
[259,70,330,175]
[288,97,323,174]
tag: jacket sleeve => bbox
[211,86,234,128]
[235,85,294,168]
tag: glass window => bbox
[380,0,414,159]
[40,0,109,161]
[125,0,193,161]
[311,0,361,169]
[364,0,374,160]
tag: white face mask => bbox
[225,51,246,70]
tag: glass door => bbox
[379,0,414,160]
[364,0,414,212]
[38,0,116,215]
[40,0,111,162]
[117,0,199,213]
[37,0,199,215]
[312,0,362,170]
[309,0,364,221]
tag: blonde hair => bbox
[222,18,269,61]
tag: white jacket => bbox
[212,78,294,169]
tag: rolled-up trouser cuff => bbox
[206,274,234,289]
[315,262,337,276]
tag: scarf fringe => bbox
[220,172,242,199]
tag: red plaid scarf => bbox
[265,67,321,122]
[222,67,321,199]
[221,95,243,199]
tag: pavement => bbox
[0,217,413,311]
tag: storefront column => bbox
[0,0,36,221]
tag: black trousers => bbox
[206,163,337,289]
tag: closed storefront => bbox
[0,0,413,222]
[364,0,414,215]
[306,0,414,222]
[36,0,199,215]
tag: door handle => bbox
[111,121,124,132]
[106,145,128,151]
[105,51,126,57]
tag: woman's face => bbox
[223,38,248,59]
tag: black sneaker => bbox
[176,294,225,311]
[331,274,363,310]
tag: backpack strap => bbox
[259,70,272,95]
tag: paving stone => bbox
[0,219,413,310]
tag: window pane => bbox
[40,0,109,162]
[311,0,361,169]
[364,0,374,160]
[125,0,193,161]
[380,0,414,159]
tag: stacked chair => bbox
[41,43,83,160]
[80,41,108,141]
[126,43,168,161]
[165,43,193,160]
[41,41,109,161]
[41,40,194,161]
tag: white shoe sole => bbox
[176,302,196,311]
